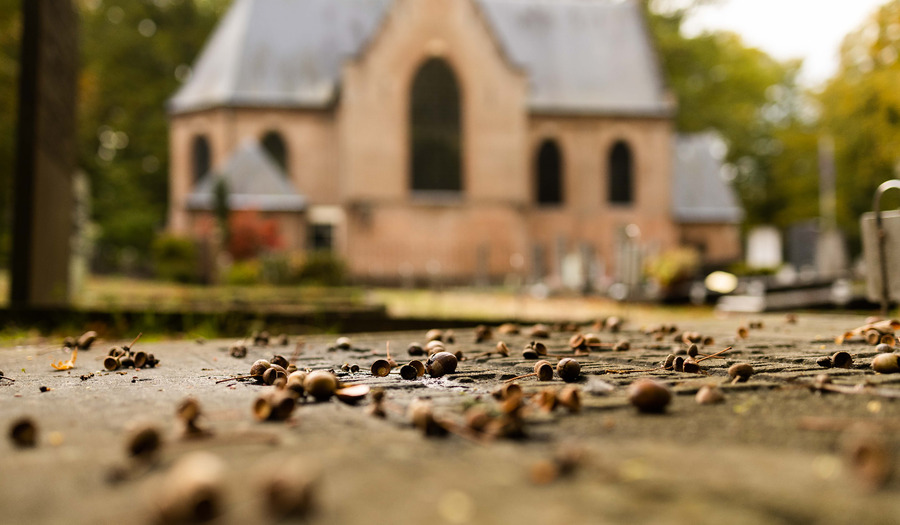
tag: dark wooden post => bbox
[10,0,78,308]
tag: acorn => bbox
[736,326,749,339]
[872,353,900,374]
[77,330,98,350]
[268,391,297,421]
[534,388,558,412]
[286,371,307,395]
[522,347,539,360]
[9,417,37,448]
[876,343,894,354]
[425,329,444,342]
[253,395,274,421]
[263,365,286,386]
[350,364,360,373]
[534,360,554,381]
[119,356,135,369]
[696,385,725,405]
[276,334,290,346]
[133,351,148,369]
[702,336,715,346]
[409,360,425,377]
[672,356,685,372]
[556,358,581,382]
[816,356,833,368]
[145,354,159,368]
[271,355,289,369]
[831,351,853,369]
[303,371,338,401]
[260,457,317,518]
[495,341,511,357]
[335,336,352,350]
[662,354,676,369]
[126,424,161,461]
[728,363,754,383]
[250,359,271,379]
[865,329,881,346]
[407,343,425,356]
[492,382,523,401]
[568,333,586,351]
[497,323,520,335]
[881,334,896,347]
[682,358,701,374]
[605,316,622,332]
[103,356,120,371]
[612,340,630,352]
[532,341,548,356]
[529,324,550,338]
[425,340,446,355]
[62,336,76,349]
[371,359,392,377]
[464,406,492,432]
[843,432,892,490]
[426,352,458,378]
[687,344,699,358]
[444,330,456,344]
[254,331,270,346]
[408,400,447,437]
[334,385,370,405]
[177,397,202,424]
[628,379,672,414]
[557,386,581,412]
[399,364,418,380]
[474,324,493,343]
[156,452,225,524]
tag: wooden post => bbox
[10,0,78,308]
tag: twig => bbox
[696,346,732,362]
[812,381,900,399]
[0,376,15,382]
[215,374,255,384]
[126,332,143,350]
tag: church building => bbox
[167,0,742,285]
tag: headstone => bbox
[10,1,78,308]
[786,221,818,272]
[746,226,782,270]
[815,228,847,279]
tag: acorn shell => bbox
[627,379,671,414]
[426,352,458,377]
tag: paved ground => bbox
[2,312,900,524]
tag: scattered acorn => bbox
[407,343,425,356]
[695,385,725,405]
[627,379,671,414]
[816,355,834,368]
[271,355,289,369]
[77,330,98,350]
[371,359,392,377]
[728,363,754,383]
[534,360,554,381]
[497,323,520,335]
[425,329,444,342]
[831,351,853,369]
[104,356,120,371]
[426,352,458,378]
[529,324,550,338]
[408,400,448,437]
[872,353,900,374]
[399,364,418,380]
[126,423,161,461]
[260,457,317,518]
[155,452,225,524]
[556,358,581,382]
[303,371,338,401]
[335,337,352,350]
[250,359,271,379]
[557,386,581,412]
[9,417,37,448]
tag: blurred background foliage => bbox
[0,0,899,273]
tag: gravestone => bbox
[10,0,78,308]
[746,226,782,270]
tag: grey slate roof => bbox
[169,0,672,116]
[187,140,307,212]
[672,133,743,224]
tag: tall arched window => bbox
[192,135,211,183]
[535,139,563,205]
[608,140,634,204]
[410,58,462,193]
[261,131,288,173]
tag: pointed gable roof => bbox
[672,133,743,224]
[187,140,307,212]
[169,0,672,117]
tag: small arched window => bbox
[410,58,462,193]
[535,139,563,205]
[608,141,633,204]
[191,135,211,183]
[261,131,288,173]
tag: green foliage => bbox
[297,251,346,286]
[78,0,230,270]
[820,1,900,251]
[151,234,198,283]
[644,247,700,287]
[645,1,820,230]
[224,260,261,286]
[0,1,20,267]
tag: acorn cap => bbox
[103,356,120,371]
[133,351,148,368]
[334,384,370,405]
[271,355,289,369]
[409,360,426,377]
[831,351,853,369]
[728,363,754,382]
[695,384,725,405]
[126,424,162,460]
[9,417,37,448]
[534,360,554,381]
[557,385,581,412]
[303,371,338,401]
[156,452,225,524]
[399,364,418,380]
[371,359,392,377]
[77,331,98,350]
[177,397,202,423]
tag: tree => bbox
[78,0,230,271]
[0,0,21,267]
[645,0,820,230]
[819,0,900,250]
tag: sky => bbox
[680,0,888,87]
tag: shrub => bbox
[151,234,199,283]
[228,210,282,260]
[298,251,346,286]
[224,259,261,285]
[644,247,700,288]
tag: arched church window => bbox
[261,131,288,173]
[535,139,563,205]
[608,140,634,204]
[192,135,211,183]
[410,58,462,193]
